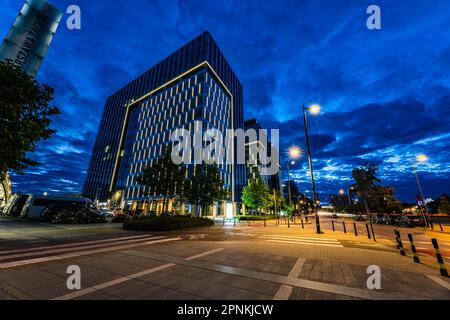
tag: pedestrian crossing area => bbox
[258,234,343,247]
[0,234,181,269]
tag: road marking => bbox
[266,239,343,248]
[185,248,223,260]
[0,234,153,255]
[273,285,293,300]
[263,236,340,244]
[0,236,164,261]
[426,275,450,290]
[273,257,306,300]
[52,247,224,300]
[0,237,181,269]
[260,235,338,242]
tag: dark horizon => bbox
[2,0,450,203]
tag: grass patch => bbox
[123,216,213,231]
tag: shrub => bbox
[123,216,213,231]
[49,209,106,224]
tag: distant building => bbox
[82,32,245,215]
[0,0,63,77]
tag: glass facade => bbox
[82,32,245,206]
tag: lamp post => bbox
[302,104,322,234]
[287,146,302,219]
[412,154,431,228]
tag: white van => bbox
[20,195,97,219]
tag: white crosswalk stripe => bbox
[0,235,181,269]
[259,235,343,247]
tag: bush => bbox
[123,216,213,231]
[112,214,128,223]
[49,209,106,224]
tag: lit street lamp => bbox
[286,146,302,218]
[412,154,431,228]
[302,104,322,233]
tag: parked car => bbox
[2,194,30,217]
[21,195,98,219]
[375,215,395,225]
[395,215,426,228]
[99,208,115,218]
[41,203,103,224]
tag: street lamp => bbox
[286,146,302,217]
[412,154,431,228]
[302,104,322,233]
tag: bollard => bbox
[233,218,236,226]
[342,221,347,234]
[294,216,296,224]
[395,230,406,256]
[407,234,420,263]
[248,219,251,227]
[439,223,443,232]
[264,219,266,228]
[431,239,449,277]
[370,222,376,242]
[353,222,358,236]
[430,222,434,230]
[332,221,335,231]
[288,219,290,228]
[366,224,371,239]
[301,219,304,229]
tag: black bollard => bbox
[439,223,443,232]
[343,221,347,234]
[353,222,358,236]
[431,239,449,277]
[366,224,371,239]
[264,219,266,228]
[407,234,420,263]
[288,219,290,228]
[395,230,406,256]
[332,221,335,231]
[301,219,304,229]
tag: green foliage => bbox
[438,195,450,214]
[137,149,186,213]
[45,209,106,224]
[0,59,60,176]
[241,178,272,213]
[183,163,228,216]
[123,216,213,231]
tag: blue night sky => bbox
[2,0,450,202]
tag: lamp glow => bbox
[416,154,428,163]
[288,145,303,160]
[309,104,321,115]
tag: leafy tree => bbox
[367,185,402,213]
[352,162,380,216]
[438,195,450,214]
[137,149,186,214]
[0,59,60,176]
[183,164,228,217]
[241,178,272,214]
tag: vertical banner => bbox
[0,0,63,77]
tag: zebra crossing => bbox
[0,234,181,269]
[259,234,343,247]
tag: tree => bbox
[438,195,450,214]
[352,162,381,216]
[367,185,402,213]
[241,178,272,214]
[183,164,228,217]
[137,149,186,214]
[0,59,60,176]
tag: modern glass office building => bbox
[82,32,245,214]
